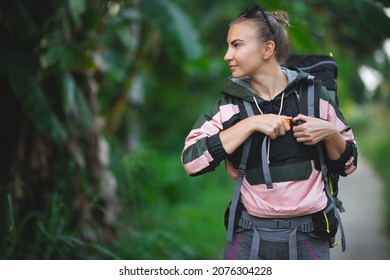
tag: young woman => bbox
[181,6,358,260]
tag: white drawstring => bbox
[253,96,264,114]
[252,91,285,116]
[278,92,285,115]
[252,92,285,163]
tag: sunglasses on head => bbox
[239,5,276,36]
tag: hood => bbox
[221,67,309,102]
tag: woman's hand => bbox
[219,114,291,154]
[252,114,291,139]
[292,114,336,145]
[292,114,346,160]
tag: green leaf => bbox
[45,43,96,71]
[142,0,202,63]
[67,0,87,29]
[61,72,93,132]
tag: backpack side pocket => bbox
[312,204,338,238]
[224,200,246,231]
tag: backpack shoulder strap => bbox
[299,76,322,171]
[316,138,346,251]
[299,77,346,251]
[226,99,253,241]
[299,75,321,118]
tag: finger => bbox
[292,125,304,134]
[269,132,277,139]
[293,114,308,123]
[274,125,279,137]
[293,131,308,141]
[280,121,289,135]
[295,136,310,144]
[277,121,288,136]
[282,118,292,130]
[269,126,279,139]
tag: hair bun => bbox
[272,11,289,27]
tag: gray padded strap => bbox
[307,75,315,117]
[328,90,336,104]
[262,137,273,188]
[226,100,254,241]
[307,74,346,251]
[288,227,299,260]
[335,207,346,251]
[226,159,248,241]
[317,140,346,251]
[250,228,261,259]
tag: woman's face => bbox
[224,20,265,78]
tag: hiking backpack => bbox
[284,54,346,250]
[226,54,347,258]
[284,54,345,205]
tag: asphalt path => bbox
[330,158,390,260]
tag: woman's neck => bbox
[250,65,288,101]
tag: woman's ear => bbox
[263,41,276,60]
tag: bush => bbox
[110,146,232,259]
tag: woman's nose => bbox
[224,48,233,61]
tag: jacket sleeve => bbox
[181,98,239,176]
[319,88,358,176]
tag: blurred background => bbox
[0,0,389,260]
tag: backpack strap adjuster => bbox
[300,222,315,233]
[238,218,252,230]
[275,219,292,229]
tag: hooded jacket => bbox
[181,67,357,218]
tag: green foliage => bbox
[0,46,68,144]
[141,0,202,64]
[61,72,93,132]
[110,146,232,259]
[0,182,119,259]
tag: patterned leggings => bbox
[223,229,330,260]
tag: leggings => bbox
[223,229,330,260]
